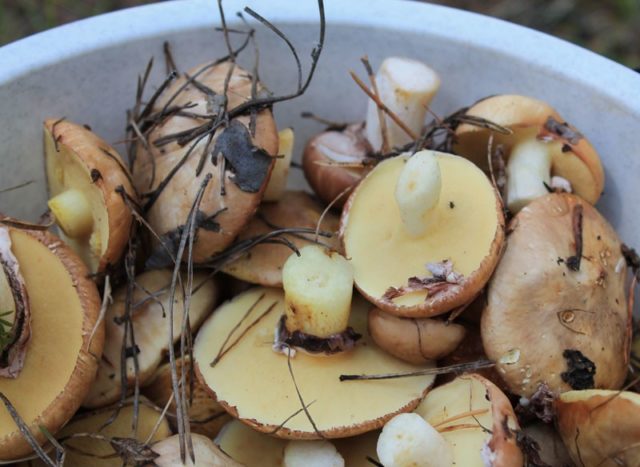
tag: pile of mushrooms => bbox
[1,8,638,466]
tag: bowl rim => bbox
[0,0,638,115]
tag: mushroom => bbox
[364,57,441,152]
[376,412,453,467]
[221,191,341,287]
[152,433,242,467]
[283,440,344,467]
[83,269,218,408]
[453,94,605,212]
[216,419,380,467]
[0,227,30,379]
[132,61,279,264]
[555,389,640,466]
[263,128,295,202]
[368,308,466,364]
[143,357,231,438]
[44,119,137,273]
[0,224,102,461]
[438,323,505,389]
[520,423,573,467]
[303,123,371,208]
[216,419,287,467]
[340,150,504,318]
[193,287,436,439]
[303,57,440,208]
[414,373,524,467]
[281,245,355,341]
[22,398,171,467]
[482,193,629,398]
[333,431,380,467]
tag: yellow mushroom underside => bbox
[27,402,171,467]
[415,375,506,467]
[217,420,287,467]
[45,128,109,271]
[194,288,435,437]
[343,154,498,307]
[217,419,380,467]
[0,231,83,444]
[456,126,600,203]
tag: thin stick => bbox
[210,292,265,366]
[87,274,111,355]
[166,174,211,463]
[0,180,34,195]
[314,184,353,242]
[349,71,417,141]
[286,346,324,438]
[340,359,495,381]
[145,391,175,446]
[269,400,317,435]
[362,56,389,153]
[432,408,489,428]
[210,301,278,366]
[0,393,58,467]
[38,425,66,466]
[163,41,178,75]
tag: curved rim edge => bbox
[0,0,638,112]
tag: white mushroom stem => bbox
[505,137,552,213]
[48,189,93,237]
[377,413,453,467]
[395,150,442,237]
[282,245,354,338]
[551,175,573,193]
[365,57,440,151]
[264,128,295,202]
[283,440,345,467]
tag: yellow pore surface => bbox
[0,230,83,440]
[217,420,287,467]
[217,419,380,467]
[45,128,108,272]
[194,288,434,436]
[415,375,494,467]
[343,154,498,307]
[28,402,170,467]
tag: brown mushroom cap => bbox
[221,191,341,287]
[23,398,171,467]
[193,288,436,439]
[133,61,278,264]
[144,357,231,439]
[368,307,466,364]
[438,322,506,389]
[482,193,629,398]
[454,94,604,204]
[520,422,573,467]
[0,227,102,461]
[340,152,504,318]
[303,123,371,209]
[415,373,524,467]
[555,389,640,466]
[83,269,218,409]
[44,119,136,273]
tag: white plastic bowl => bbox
[0,0,638,248]
[0,0,639,462]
